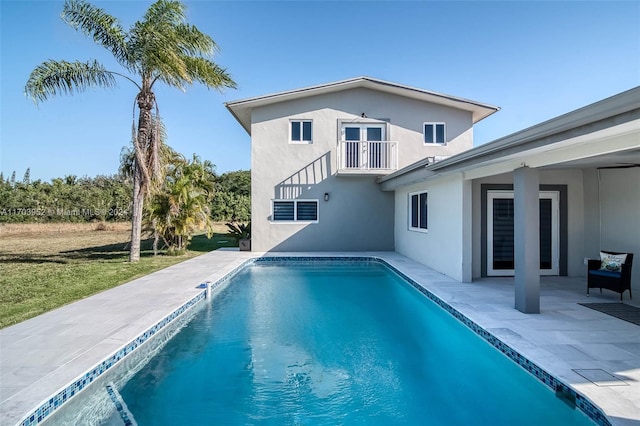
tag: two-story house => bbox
[225,76,499,251]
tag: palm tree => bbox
[145,154,216,253]
[25,0,236,261]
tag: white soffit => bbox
[461,119,640,180]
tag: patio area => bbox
[1,250,639,425]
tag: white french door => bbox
[341,123,386,169]
[487,190,559,276]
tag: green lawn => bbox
[0,224,236,328]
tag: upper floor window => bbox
[424,122,446,145]
[291,120,312,143]
[272,200,318,222]
[409,191,428,231]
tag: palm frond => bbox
[119,145,135,180]
[25,60,117,104]
[147,113,164,190]
[127,0,236,92]
[129,20,189,88]
[144,152,217,250]
[62,0,130,68]
[126,113,185,194]
[162,144,186,169]
[142,0,185,28]
[175,24,217,56]
[148,47,189,88]
[132,0,186,79]
[175,57,237,91]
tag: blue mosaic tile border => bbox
[251,256,611,426]
[16,258,259,426]
[375,259,611,426]
[18,291,206,426]
[105,384,134,426]
[254,256,379,264]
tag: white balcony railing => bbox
[338,140,398,173]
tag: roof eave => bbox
[224,76,500,134]
[224,103,251,134]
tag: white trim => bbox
[423,122,446,145]
[487,190,559,276]
[340,121,388,141]
[289,119,313,144]
[408,190,428,232]
[271,199,319,223]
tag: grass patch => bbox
[0,222,238,328]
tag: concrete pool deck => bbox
[1,250,639,425]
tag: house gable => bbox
[225,76,499,134]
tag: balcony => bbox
[337,140,398,175]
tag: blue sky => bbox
[1,1,639,182]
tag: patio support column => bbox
[461,178,473,282]
[514,166,540,314]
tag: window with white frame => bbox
[409,191,428,231]
[272,200,318,222]
[290,120,312,143]
[424,122,446,144]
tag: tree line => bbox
[0,168,250,224]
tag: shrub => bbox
[225,221,250,241]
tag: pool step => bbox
[106,383,138,426]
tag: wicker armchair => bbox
[587,251,633,300]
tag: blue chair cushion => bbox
[589,269,621,278]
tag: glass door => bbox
[366,127,383,168]
[343,126,361,168]
[341,124,386,169]
[487,191,559,276]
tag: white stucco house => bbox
[225,77,498,251]
[226,78,640,313]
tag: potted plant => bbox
[226,221,251,251]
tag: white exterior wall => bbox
[394,174,467,281]
[393,168,589,283]
[251,88,474,252]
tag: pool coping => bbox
[16,291,208,425]
[2,251,638,425]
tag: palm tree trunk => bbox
[129,90,155,262]
[152,218,159,256]
[129,165,144,262]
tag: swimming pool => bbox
[94,259,597,425]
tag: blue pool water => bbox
[118,262,594,425]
